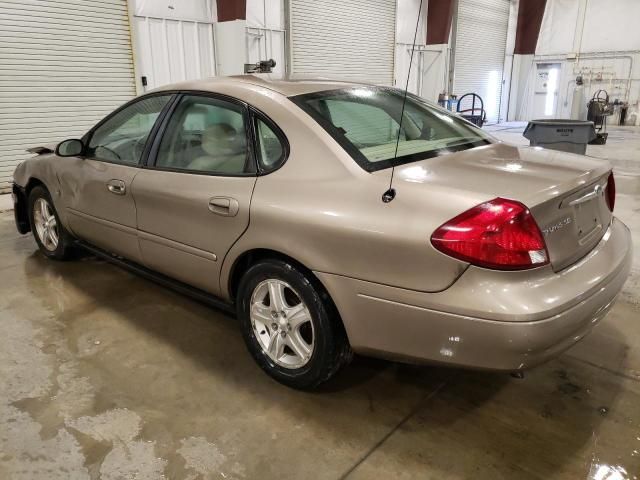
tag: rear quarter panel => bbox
[218,85,471,300]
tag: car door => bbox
[131,93,258,296]
[59,94,173,262]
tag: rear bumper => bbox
[316,218,633,371]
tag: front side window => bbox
[291,87,493,171]
[87,95,171,165]
[155,95,252,175]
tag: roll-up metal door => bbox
[453,0,509,124]
[0,0,137,193]
[288,0,396,85]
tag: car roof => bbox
[152,74,375,97]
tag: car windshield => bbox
[291,87,493,171]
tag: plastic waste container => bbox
[523,119,596,155]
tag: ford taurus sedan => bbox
[12,76,632,389]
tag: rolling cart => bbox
[586,89,612,145]
[456,93,487,127]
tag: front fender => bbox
[12,159,29,188]
[12,154,78,238]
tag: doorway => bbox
[532,63,561,119]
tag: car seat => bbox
[188,123,247,173]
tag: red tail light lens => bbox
[431,198,549,270]
[605,172,615,212]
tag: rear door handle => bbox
[106,179,126,195]
[209,196,239,217]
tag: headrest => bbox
[201,123,238,155]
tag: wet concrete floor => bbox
[1,129,640,479]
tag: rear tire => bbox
[236,259,352,389]
[28,185,74,260]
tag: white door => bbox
[288,0,397,85]
[132,16,217,91]
[453,0,510,124]
[0,0,137,193]
[532,63,561,119]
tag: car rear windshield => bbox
[291,87,493,171]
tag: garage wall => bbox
[246,0,286,78]
[132,17,217,91]
[395,0,430,96]
[509,0,640,123]
[131,0,217,91]
[0,0,137,193]
[134,0,215,20]
[132,0,286,88]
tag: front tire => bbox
[28,185,74,260]
[237,259,351,389]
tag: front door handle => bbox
[209,196,239,217]
[106,179,126,195]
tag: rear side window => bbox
[255,117,286,171]
[155,95,254,175]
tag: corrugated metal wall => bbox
[289,0,397,85]
[0,0,137,193]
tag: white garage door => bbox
[288,0,396,85]
[0,0,137,193]
[453,0,510,124]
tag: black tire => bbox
[236,259,352,389]
[28,185,74,260]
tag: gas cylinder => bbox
[571,76,587,120]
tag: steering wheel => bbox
[95,145,121,161]
[132,137,147,162]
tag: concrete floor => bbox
[1,127,640,480]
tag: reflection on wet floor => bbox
[0,171,639,479]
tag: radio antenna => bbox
[382,0,424,203]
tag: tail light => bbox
[431,198,549,270]
[605,172,615,212]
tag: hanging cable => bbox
[382,0,424,203]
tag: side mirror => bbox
[56,139,84,157]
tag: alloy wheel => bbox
[250,279,315,369]
[33,197,59,252]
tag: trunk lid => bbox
[531,172,612,271]
[395,143,613,271]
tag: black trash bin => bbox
[523,119,596,155]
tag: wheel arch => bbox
[228,248,322,301]
[228,248,349,325]
[13,177,48,234]
[25,176,47,195]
